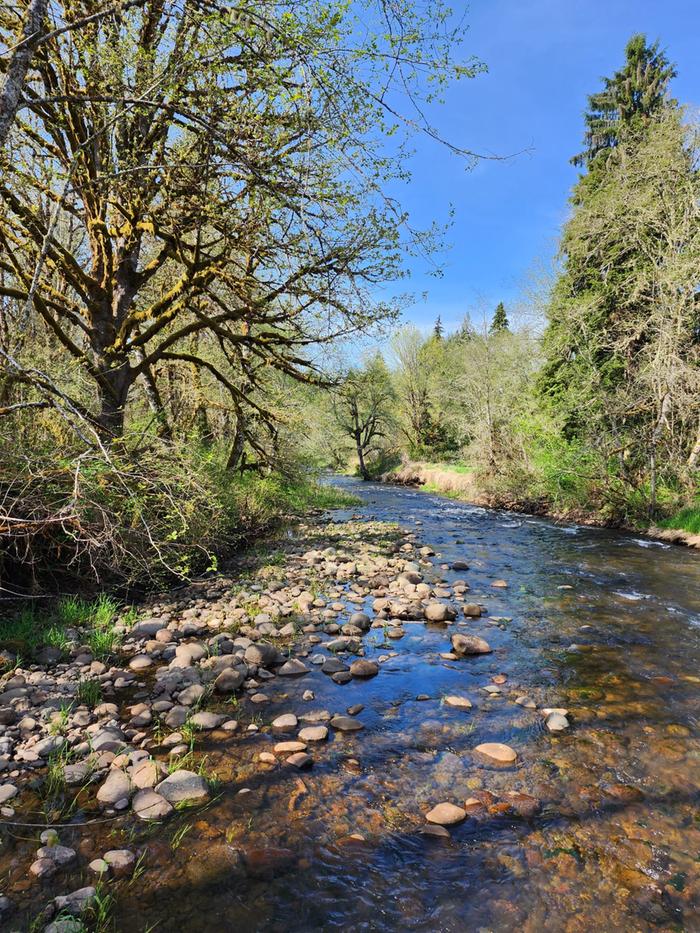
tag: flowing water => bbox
[5,479,700,931]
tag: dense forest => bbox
[317,36,700,535]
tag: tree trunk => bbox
[96,364,130,437]
[0,0,48,149]
[136,349,171,438]
[227,412,246,471]
[688,416,700,470]
[356,433,369,480]
[649,392,671,519]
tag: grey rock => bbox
[91,727,126,752]
[214,668,245,693]
[0,784,18,804]
[277,658,309,676]
[271,713,298,733]
[244,643,280,667]
[156,769,209,804]
[178,684,206,706]
[53,886,96,916]
[132,788,173,820]
[451,633,491,656]
[349,659,379,678]
[330,715,363,732]
[424,602,457,623]
[189,711,225,730]
[97,769,133,805]
[103,849,136,879]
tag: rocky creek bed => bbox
[0,477,699,931]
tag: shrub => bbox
[0,435,358,594]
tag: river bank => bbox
[1,478,699,931]
[382,460,700,549]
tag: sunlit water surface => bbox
[5,478,700,932]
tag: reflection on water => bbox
[5,478,700,931]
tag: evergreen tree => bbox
[542,35,680,441]
[455,314,477,342]
[540,106,700,513]
[490,302,509,333]
[572,34,675,168]
[433,316,444,339]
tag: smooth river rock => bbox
[330,715,363,732]
[425,802,467,825]
[451,633,491,656]
[350,659,379,678]
[473,742,518,765]
[444,695,472,710]
[156,770,209,803]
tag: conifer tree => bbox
[572,34,675,168]
[490,302,509,333]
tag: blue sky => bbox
[393,0,700,333]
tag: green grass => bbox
[0,606,72,657]
[1,594,126,661]
[242,475,360,513]
[420,483,466,500]
[660,506,700,534]
[77,677,103,707]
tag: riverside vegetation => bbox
[319,37,699,538]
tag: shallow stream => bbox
[5,478,700,931]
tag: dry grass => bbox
[384,461,477,497]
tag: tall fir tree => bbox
[433,316,444,340]
[539,36,699,512]
[490,302,509,333]
[572,33,675,168]
[541,35,679,435]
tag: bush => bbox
[0,436,358,594]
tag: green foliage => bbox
[489,302,509,333]
[0,606,71,658]
[333,354,396,479]
[77,678,103,708]
[1,0,483,596]
[58,594,120,630]
[1,594,125,660]
[660,506,700,535]
[1,430,360,592]
[572,33,676,167]
[539,42,699,522]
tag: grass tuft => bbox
[1,593,126,661]
[660,505,700,535]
